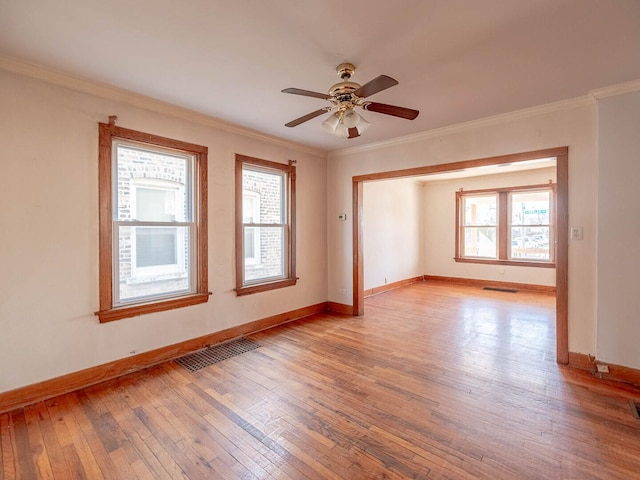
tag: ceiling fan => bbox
[282,63,419,139]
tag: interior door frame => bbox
[352,146,569,364]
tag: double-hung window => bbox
[459,194,498,259]
[235,154,297,295]
[97,122,209,322]
[456,184,555,267]
[509,189,553,261]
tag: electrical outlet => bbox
[596,363,609,374]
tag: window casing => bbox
[455,184,555,267]
[235,154,296,295]
[97,123,209,322]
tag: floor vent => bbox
[483,286,518,293]
[631,401,640,419]
[175,338,259,372]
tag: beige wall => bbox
[328,100,597,357]
[363,179,423,290]
[596,90,640,368]
[423,167,557,286]
[0,70,328,393]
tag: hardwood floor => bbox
[2,282,640,479]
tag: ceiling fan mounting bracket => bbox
[336,62,355,80]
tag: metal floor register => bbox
[175,338,260,372]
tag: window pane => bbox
[137,188,175,222]
[463,227,497,258]
[244,228,255,258]
[243,195,257,223]
[464,195,497,226]
[116,144,189,222]
[510,226,550,260]
[511,191,550,226]
[136,227,177,267]
[117,225,191,303]
[244,226,284,283]
[243,225,261,265]
[242,168,284,224]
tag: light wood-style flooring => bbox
[2,282,640,479]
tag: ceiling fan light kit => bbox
[321,113,341,133]
[321,108,372,138]
[282,63,419,139]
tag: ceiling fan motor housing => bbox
[329,81,360,103]
[331,63,360,103]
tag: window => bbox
[235,154,296,295]
[509,190,552,261]
[97,122,209,322]
[460,194,498,258]
[455,184,555,267]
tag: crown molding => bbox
[329,95,595,158]
[590,78,640,100]
[0,55,325,158]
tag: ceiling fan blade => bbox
[282,88,331,100]
[353,75,398,98]
[362,102,419,120]
[348,127,360,139]
[285,108,328,127]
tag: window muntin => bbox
[97,122,209,322]
[456,184,555,267]
[235,154,296,295]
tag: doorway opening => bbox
[352,147,568,364]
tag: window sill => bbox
[96,292,211,323]
[454,257,555,268]
[235,277,298,296]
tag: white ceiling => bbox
[1,0,639,152]
[416,158,557,183]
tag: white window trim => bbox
[507,189,554,262]
[241,165,288,286]
[111,140,196,307]
[461,193,499,260]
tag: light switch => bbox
[570,226,583,240]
